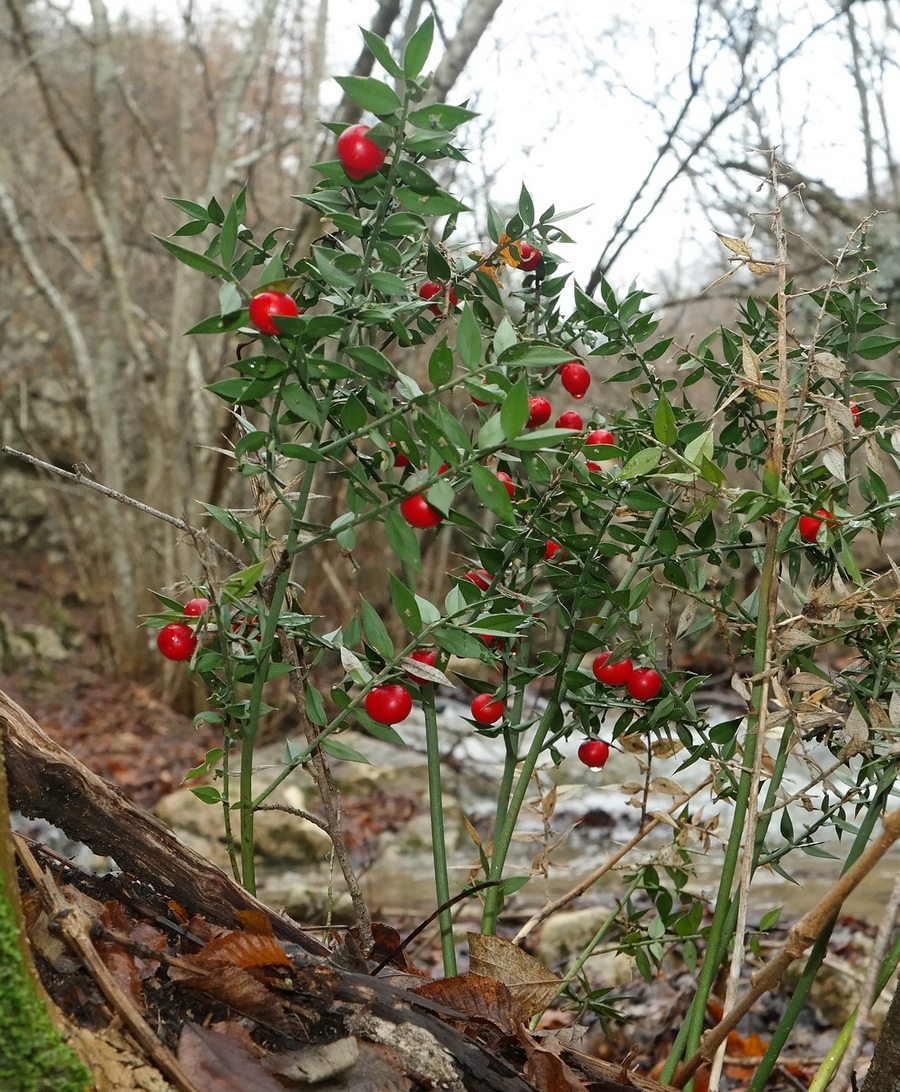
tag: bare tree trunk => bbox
[862,978,900,1092]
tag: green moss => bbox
[0,877,92,1092]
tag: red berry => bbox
[798,509,834,543]
[405,648,439,682]
[850,403,861,428]
[592,653,634,686]
[400,494,442,528]
[577,739,610,770]
[389,442,411,467]
[157,623,197,661]
[336,124,386,181]
[248,290,299,336]
[585,461,603,472]
[626,668,663,701]
[586,428,615,447]
[465,568,493,591]
[419,281,459,317]
[365,684,413,725]
[183,597,210,617]
[517,243,542,271]
[470,693,504,724]
[544,540,566,563]
[495,471,515,498]
[559,362,591,400]
[556,411,584,431]
[526,396,552,428]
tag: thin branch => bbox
[1,446,242,567]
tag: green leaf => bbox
[854,335,900,360]
[390,573,422,635]
[361,29,403,78]
[154,235,232,279]
[456,304,482,368]
[166,197,213,221]
[506,428,576,451]
[334,76,401,115]
[384,509,423,571]
[653,396,677,445]
[518,183,535,225]
[321,737,372,764]
[619,447,662,479]
[369,270,408,296]
[403,17,434,78]
[396,188,469,216]
[408,104,479,131]
[361,598,394,658]
[344,345,396,379]
[220,189,242,267]
[471,463,515,521]
[172,219,209,237]
[312,246,357,288]
[281,384,325,425]
[224,561,267,598]
[499,875,530,896]
[499,344,575,367]
[383,212,426,236]
[501,376,530,439]
[434,626,489,658]
[190,786,222,804]
[429,337,454,387]
[306,684,327,726]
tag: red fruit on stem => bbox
[544,539,566,563]
[400,494,443,528]
[799,509,834,543]
[556,410,584,431]
[183,597,210,617]
[586,428,615,447]
[470,693,504,724]
[405,648,438,682]
[626,668,663,701]
[559,362,591,400]
[157,623,197,662]
[465,568,493,591]
[577,739,610,770]
[495,471,515,498]
[850,403,861,428]
[248,290,299,336]
[365,684,413,725]
[526,396,552,428]
[336,124,386,180]
[419,281,459,317]
[592,652,634,686]
[517,242,542,271]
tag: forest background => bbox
[1,0,898,684]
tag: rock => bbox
[534,905,628,976]
[154,780,333,872]
[258,877,355,925]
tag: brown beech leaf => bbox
[517,1027,591,1091]
[415,972,525,1035]
[468,933,561,1019]
[233,909,275,936]
[716,232,752,258]
[177,1022,284,1092]
[169,961,293,1031]
[193,928,291,968]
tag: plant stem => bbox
[422,687,457,976]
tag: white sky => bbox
[82,0,895,295]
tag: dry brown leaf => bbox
[741,337,762,383]
[467,933,561,1019]
[748,261,774,275]
[176,1022,285,1092]
[192,929,291,968]
[169,961,294,1031]
[414,972,525,1035]
[649,739,684,759]
[649,777,687,797]
[517,1027,591,1092]
[716,232,753,258]
[786,672,833,692]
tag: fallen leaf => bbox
[176,1022,284,1092]
[468,933,561,1019]
[415,973,525,1035]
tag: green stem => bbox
[662,526,780,1083]
[480,504,669,934]
[422,687,456,976]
